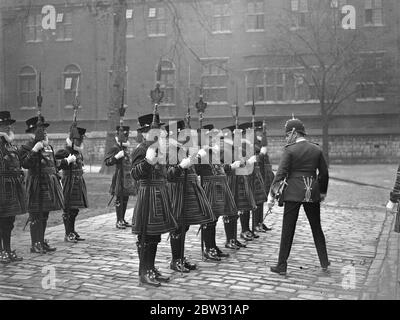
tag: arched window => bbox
[19,66,37,109]
[159,60,175,105]
[63,64,81,107]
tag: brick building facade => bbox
[1,0,400,163]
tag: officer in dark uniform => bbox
[104,125,135,229]
[268,118,329,275]
[55,126,88,243]
[21,116,64,254]
[0,111,26,263]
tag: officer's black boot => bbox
[203,225,220,261]
[71,210,84,241]
[139,242,161,287]
[3,218,22,262]
[170,234,189,273]
[41,213,56,252]
[224,217,239,250]
[30,218,45,254]
[115,199,125,229]
[150,242,170,282]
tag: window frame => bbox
[246,0,265,32]
[19,66,37,110]
[147,6,167,37]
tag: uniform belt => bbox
[289,172,316,179]
[30,167,57,175]
[0,170,24,177]
[202,175,225,182]
[139,179,165,187]
[174,173,198,183]
[63,169,84,176]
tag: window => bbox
[290,0,308,29]
[63,64,81,108]
[356,82,385,100]
[365,0,383,26]
[25,13,42,42]
[147,6,166,36]
[212,1,232,33]
[201,59,229,103]
[246,67,317,103]
[19,66,37,109]
[159,60,175,105]
[126,8,134,37]
[56,12,73,41]
[247,1,264,31]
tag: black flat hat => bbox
[238,121,263,131]
[164,120,185,135]
[25,116,50,133]
[138,113,165,131]
[0,111,16,125]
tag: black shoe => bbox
[225,239,240,250]
[123,220,132,228]
[116,221,126,229]
[170,259,190,273]
[214,246,229,258]
[240,231,253,241]
[140,270,161,287]
[43,240,57,252]
[30,242,46,254]
[203,248,221,261]
[0,251,11,264]
[250,231,260,239]
[183,258,197,271]
[270,265,287,276]
[64,233,78,243]
[234,239,247,248]
[261,223,272,231]
[152,267,170,282]
[8,250,23,262]
[73,231,85,241]
[321,261,331,272]
[254,224,266,233]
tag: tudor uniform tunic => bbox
[130,141,178,235]
[0,138,27,217]
[20,139,64,213]
[55,146,88,209]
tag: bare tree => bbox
[271,1,393,164]
[100,0,127,174]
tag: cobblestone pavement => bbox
[0,178,399,300]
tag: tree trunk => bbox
[100,0,127,174]
[321,103,330,167]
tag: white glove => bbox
[230,160,242,169]
[197,149,207,159]
[260,146,267,155]
[114,150,125,160]
[66,154,76,164]
[145,147,157,165]
[179,157,192,169]
[32,141,44,152]
[266,193,275,209]
[386,200,396,213]
[247,155,257,165]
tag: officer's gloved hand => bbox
[145,147,157,165]
[179,157,192,169]
[247,155,257,165]
[114,150,125,160]
[266,193,275,209]
[260,146,268,155]
[66,154,76,164]
[386,200,396,213]
[197,148,208,159]
[230,160,241,169]
[32,141,44,153]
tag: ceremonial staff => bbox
[36,72,45,233]
[195,91,207,261]
[116,89,127,209]
[67,76,81,211]
[251,86,256,233]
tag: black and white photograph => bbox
[0,0,399,308]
